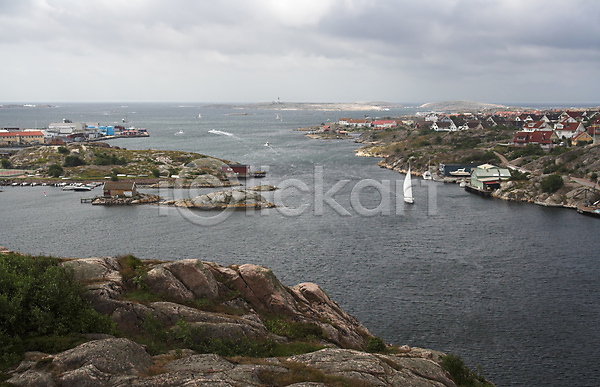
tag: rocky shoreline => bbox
[5,256,465,386]
[362,146,599,213]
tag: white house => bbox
[554,121,585,139]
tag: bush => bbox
[57,146,70,155]
[365,336,387,353]
[541,174,564,193]
[48,164,64,178]
[63,155,86,167]
[440,353,492,387]
[1,158,11,169]
[0,253,114,369]
[94,152,127,166]
[509,169,530,181]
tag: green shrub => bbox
[48,164,63,177]
[509,169,529,181]
[440,353,492,387]
[0,158,11,169]
[365,336,387,353]
[63,155,86,167]
[57,146,69,155]
[0,253,114,369]
[540,174,564,193]
[94,152,127,166]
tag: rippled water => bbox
[1,103,599,386]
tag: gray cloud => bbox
[0,0,598,103]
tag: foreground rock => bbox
[8,346,455,386]
[6,256,465,386]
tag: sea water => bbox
[1,103,599,386]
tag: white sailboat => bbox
[404,165,414,204]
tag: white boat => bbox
[62,183,92,191]
[174,129,184,135]
[264,141,270,147]
[450,168,470,177]
[197,113,202,118]
[423,158,432,180]
[404,165,414,204]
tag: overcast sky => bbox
[1,0,599,104]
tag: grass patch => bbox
[263,315,324,341]
[132,315,323,358]
[258,360,371,387]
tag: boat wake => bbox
[208,129,234,137]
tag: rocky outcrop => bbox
[6,256,463,386]
[8,345,455,386]
[91,193,161,205]
[171,189,275,209]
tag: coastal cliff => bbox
[4,255,469,386]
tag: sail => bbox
[404,166,414,203]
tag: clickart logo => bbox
[158,158,438,226]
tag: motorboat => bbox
[63,183,92,191]
[450,168,470,177]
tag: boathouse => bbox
[470,164,511,191]
[102,181,137,197]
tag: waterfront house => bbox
[470,164,511,192]
[222,164,250,178]
[103,181,137,197]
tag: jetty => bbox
[577,205,600,218]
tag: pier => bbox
[464,184,492,197]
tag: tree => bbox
[541,174,564,193]
[57,146,70,155]
[48,164,63,178]
[591,172,598,183]
[1,158,11,169]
